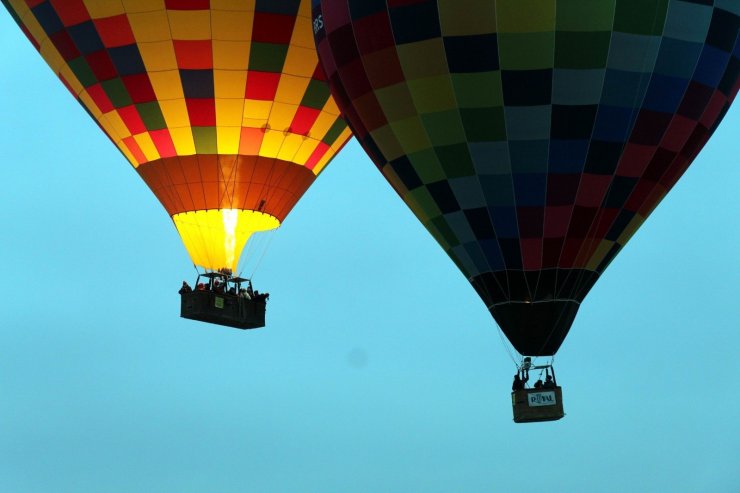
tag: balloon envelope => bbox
[4,0,352,272]
[313,0,739,355]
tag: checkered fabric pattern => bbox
[4,0,352,222]
[314,0,739,355]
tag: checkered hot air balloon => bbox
[313,0,739,355]
[3,0,352,272]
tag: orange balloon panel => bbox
[5,0,352,270]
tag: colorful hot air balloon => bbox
[314,0,739,355]
[3,0,351,273]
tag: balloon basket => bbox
[511,387,565,423]
[180,291,265,330]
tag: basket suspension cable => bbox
[495,322,520,369]
[239,112,303,281]
[249,228,278,279]
[236,232,259,281]
[232,226,273,283]
[243,228,260,275]
[471,272,520,369]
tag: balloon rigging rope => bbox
[248,228,278,279]
[237,228,265,277]
[494,319,520,368]
[473,272,520,368]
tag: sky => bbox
[1,10,739,493]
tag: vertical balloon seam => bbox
[547,2,615,304]
[583,5,685,281]
[552,1,665,306]
[348,1,513,309]
[520,1,556,308]
[499,1,550,306]
[569,0,670,298]
[553,1,672,310]
[249,7,296,241]
[400,1,513,309]
[473,1,518,310]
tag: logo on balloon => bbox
[313,14,324,34]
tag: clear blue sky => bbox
[1,11,739,493]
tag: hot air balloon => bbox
[3,0,352,328]
[313,0,739,406]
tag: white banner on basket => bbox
[528,391,557,407]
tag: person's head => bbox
[514,374,520,381]
[546,375,552,381]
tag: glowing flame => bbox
[222,209,239,269]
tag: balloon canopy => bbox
[314,0,739,355]
[4,0,351,272]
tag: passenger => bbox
[246,283,254,298]
[543,375,555,389]
[512,371,528,391]
[178,281,192,294]
[196,283,205,291]
[228,286,236,296]
[534,379,543,389]
[213,280,225,294]
[239,288,251,300]
[253,290,270,303]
